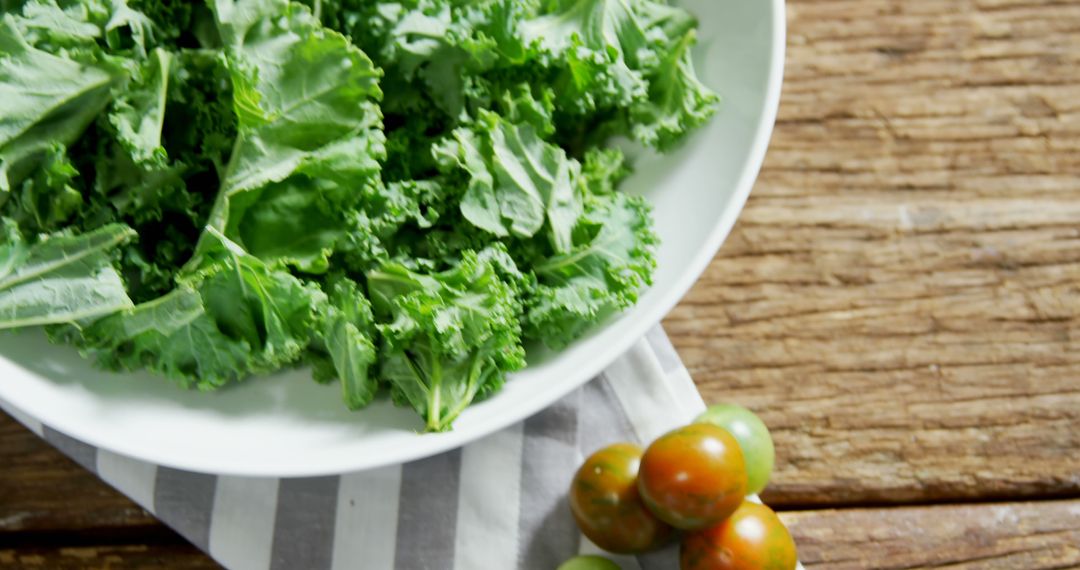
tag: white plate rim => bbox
[0,0,786,476]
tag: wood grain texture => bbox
[0,413,217,567]
[2,0,1080,568]
[5,415,1079,570]
[0,415,155,533]
[0,544,217,569]
[666,0,1080,506]
[783,499,1080,569]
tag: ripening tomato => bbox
[570,443,675,554]
[695,403,776,495]
[680,501,797,570]
[637,423,747,530]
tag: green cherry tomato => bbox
[570,443,675,554]
[680,501,797,570]
[637,423,748,530]
[557,555,622,570]
[695,403,776,494]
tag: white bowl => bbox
[0,0,785,476]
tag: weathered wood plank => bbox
[2,501,1078,570]
[0,544,218,570]
[1,2,1078,568]
[783,499,1080,569]
[0,413,216,566]
[0,414,155,533]
[667,0,1080,505]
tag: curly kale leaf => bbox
[77,228,323,389]
[631,29,718,150]
[521,0,716,149]
[0,222,135,328]
[0,15,121,192]
[310,276,379,409]
[191,0,385,273]
[525,192,657,348]
[435,112,582,254]
[367,246,526,431]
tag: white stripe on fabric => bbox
[331,465,402,570]
[96,449,159,513]
[0,400,43,436]
[667,366,707,416]
[453,422,525,570]
[604,338,697,443]
[645,326,683,374]
[209,476,280,570]
[645,327,707,415]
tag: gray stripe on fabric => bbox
[270,476,340,570]
[637,542,680,570]
[645,326,683,374]
[1,401,43,436]
[579,374,641,456]
[517,389,580,570]
[154,467,217,551]
[42,427,98,473]
[395,449,463,570]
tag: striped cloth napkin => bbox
[2,327,797,570]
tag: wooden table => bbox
[3,1,1079,568]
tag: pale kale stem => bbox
[439,352,486,432]
[427,355,444,431]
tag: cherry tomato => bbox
[637,423,747,530]
[680,501,797,570]
[695,403,776,494]
[570,443,674,553]
[557,555,622,570]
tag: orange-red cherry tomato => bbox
[637,423,748,530]
[570,443,674,554]
[680,501,797,570]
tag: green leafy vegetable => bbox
[0,222,135,328]
[74,287,252,389]
[0,15,120,192]
[631,29,718,150]
[108,47,171,165]
[76,228,323,389]
[368,246,526,431]
[527,192,657,348]
[0,0,717,430]
[520,0,652,112]
[435,111,582,253]
[311,276,379,409]
[192,0,386,273]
